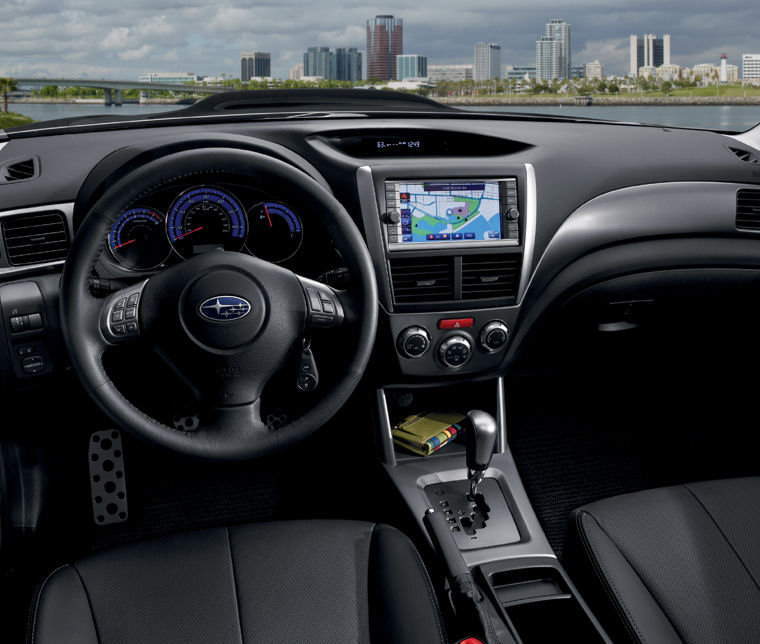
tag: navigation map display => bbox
[384,179,517,247]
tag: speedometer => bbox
[166,186,247,258]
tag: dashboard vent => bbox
[462,254,520,299]
[727,146,760,165]
[389,256,455,303]
[1,211,70,265]
[736,189,760,231]
[0,157,39,183]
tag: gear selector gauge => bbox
[166,186,247,258]
[247,201,303,263]
[109,207,171,270]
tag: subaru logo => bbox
[199,296,251,321]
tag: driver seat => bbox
[28,520,447,644]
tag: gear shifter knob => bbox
[465,410,497,498]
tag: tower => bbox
[366,15,403,81]
[474,42,501,81]
[545,19,571,79]
[720,53,728,83]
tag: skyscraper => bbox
[536,37,559,81]
[336,48,362,82]
[396,54,427,80]
[240,52,271,81]
[629,35,671,76]
[545,19,571,79]
[304,47,335,79]
[366,15,403,81]
[474,43,502,81]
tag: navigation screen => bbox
[389,180,506,244]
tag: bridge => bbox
[14,78,234,105]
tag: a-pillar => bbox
[114,89,123,106]
[104,88,112,106]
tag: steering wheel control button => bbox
[397,326,432,359]
[126,322,138,334]
[438,317,474,330]
[127,293,139,307]
[102,282,146,343]
[300,278,344,328]
[111,309,124,322]
[480,321,510,353]
[114,298,126,310]
[439,335,472,368]
[88,430,128,526]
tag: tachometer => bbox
[166,186,247,258]
[108,207,171,271]
[247,201,303,263]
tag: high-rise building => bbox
[629,35,670,77]
[366,15,403,81]
[241,52,271,81]
[304,47,335,79]
[474,42,501,81]
[428,64,473,82]
[584,60,604,81]
[396,54,427,80]
[742,54,760,80]
[289,64,304,81]
[336,48,362,82]
[536,37,559,81]
[545,19,571,79]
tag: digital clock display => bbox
[360,135,425,155]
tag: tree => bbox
[0,77,18,113]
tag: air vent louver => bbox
[1,211,69,265]
[389,256,455,303]
[728,147,760,165]
[462,254,520,299]
[1,157,38,182]
[736,189,760,231]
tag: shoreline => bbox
[434,95,760,107]
[10,97,190,105]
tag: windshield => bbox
[1,2,758,132]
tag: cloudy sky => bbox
[1,0,758,80]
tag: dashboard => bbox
[2,93,760,400]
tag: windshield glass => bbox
[1,2,758,132]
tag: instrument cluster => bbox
[106,183,304,272]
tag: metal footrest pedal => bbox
[88,429,128,525]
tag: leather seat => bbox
[565,477,760,644]
[29,520,447,644]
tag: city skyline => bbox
[1,1,758,81]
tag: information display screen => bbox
[385,179,517,246]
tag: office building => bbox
[743,54,760,80]
[428,64,473,82]
[138,73,200,85]
[396,54,427,80]
[304,47,335,79]
[505,65,536,83]
[585,60,603,81]
[366,15,403,81]
[474,42,502,81]
[629,35,670,77]
[536,37,559,81]
[545,19,571,79]
[289,64,304,81]
[336,48,362,82]
[240,52,271,81]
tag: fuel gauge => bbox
[247,201,303,263]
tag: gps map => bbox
[397,181,502,243]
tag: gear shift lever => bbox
[465,410,497,498]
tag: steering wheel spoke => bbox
[296,275,346,329]
[99,279,149,345]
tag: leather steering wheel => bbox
[60,147,378,460]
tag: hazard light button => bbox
[438,318,474,329]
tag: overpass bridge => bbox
[15,78,234,105]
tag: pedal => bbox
[88,429,128,525]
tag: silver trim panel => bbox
[0,202,74,278]
[728,124,760,151]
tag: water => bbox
[9,101,760,133]
[462,105,760,132]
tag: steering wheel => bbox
[60,147,378,460]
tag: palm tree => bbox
[0,77,18,113]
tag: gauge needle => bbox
[263,205,273,228]
[113,239,136,250]
[176,226,203,240]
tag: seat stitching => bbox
[28,564,69,644]
[576,512,648,644]
[402,530,448,644]
[69,563,103,644]
[683,483,760,595]
[225,526,246,644]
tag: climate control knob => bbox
[397,326,431,359]
[438,335,472,368]
[480,321,509,353]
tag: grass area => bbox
[0,111,35,128]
